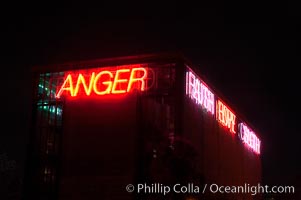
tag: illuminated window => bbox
[34,72,63,194]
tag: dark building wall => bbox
[182,79,262,200]
[60,95,139,200]
[25,57,178,199]
[182,97,262,199]
[25,54,262,200]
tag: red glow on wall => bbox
[186,70,215,115]
[238,123,261,154]
[216,100,236,134]
[56,67,148,98]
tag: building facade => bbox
[24,53,262,200]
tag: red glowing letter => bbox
[74,73,95,96]
[56,74,74,98]
[127,67,147,92]
[112,69,130,94]
[93,71,113,95]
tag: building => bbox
[24,53,262,200]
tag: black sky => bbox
[1,1,300,189]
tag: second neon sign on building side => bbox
[186,67,260,154]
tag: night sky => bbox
[1,1,300,194]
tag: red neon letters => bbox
[238,123,261,154]
[56,67,147,98]
[186,70,215,115]
[216,100,236,134]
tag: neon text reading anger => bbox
[56,67,147,98]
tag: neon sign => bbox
[56,67,148,98]
[238,123,261,154]
[185,66,261,154]
[216,100,236,134]
[186,70,215,115]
